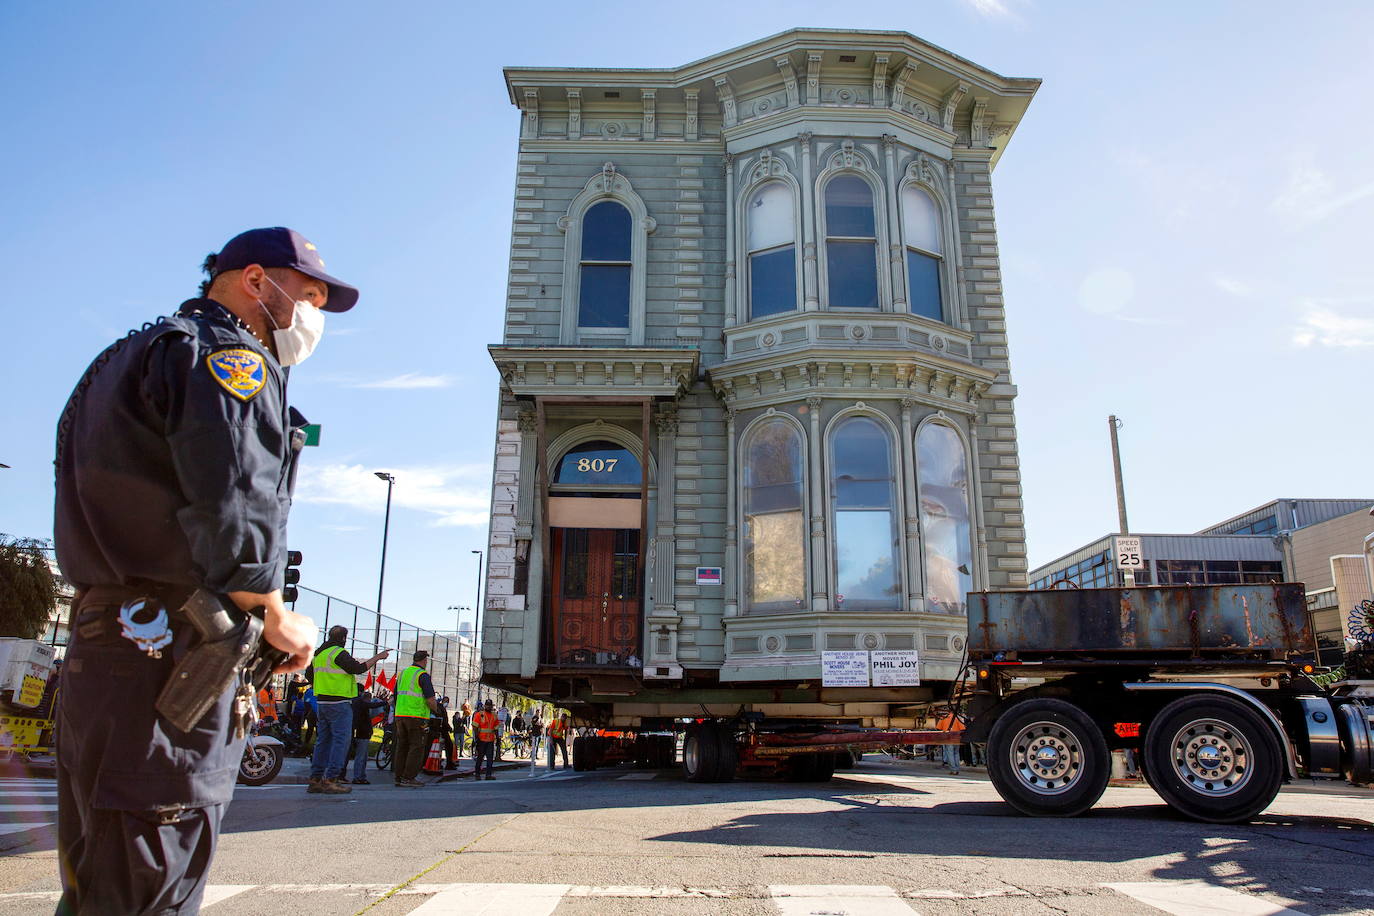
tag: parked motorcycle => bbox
[238,730,285,786]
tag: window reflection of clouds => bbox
[832,416,900,607]
[918,423,972,614]
[744,419,805,611]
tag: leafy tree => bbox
[0,535,57,639]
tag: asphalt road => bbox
[2,757,1372,915]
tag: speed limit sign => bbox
[1114,535,1143,570]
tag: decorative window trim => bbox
[823,404,907,611]
[557,163,656,345]
[899,152,965,328]
[912,413,979,597]
[815,140,892,312]
[737,410,810,615]
[546,420,658,488]
[735,150,804,325]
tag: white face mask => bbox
[259,277,326,366]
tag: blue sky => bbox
[3,2,1371,635]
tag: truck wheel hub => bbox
[1171,717,1251,797]
[1010,721,1081,795]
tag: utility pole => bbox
[373,472,396,650]
[1108,416,1135,587]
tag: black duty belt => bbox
[76,583,194,612]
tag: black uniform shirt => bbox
[54,298,303,595]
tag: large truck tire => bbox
[572,736,590,771]
[987,697,1110,818]
[683,724,736,782]
[1143,694,1283,823]
[682,725,716,782]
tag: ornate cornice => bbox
[489,346,700,399]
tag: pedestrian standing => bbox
[51,227,355,913]
[529,713,544,762]
[348,689,388,785]
[453,704,469,758]
[547,714,570,770]
[936,708,964,776]
[495,702,509,760]
[393,651,439,787]
[472,699,499,780]
[434,696,457,768]
[308,625,390,794]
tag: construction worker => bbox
[547,713,570,770]
[393,650,439,787]
[472,699,499,780]
[257,684,278,723]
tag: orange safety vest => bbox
[473,710,498,743]
[548,719,566,739]
[936,712,965,733]
[257,688,276,721]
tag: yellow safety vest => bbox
[312,645,357,699]
[396,666,429,718]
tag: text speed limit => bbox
[1113,535,1143,569]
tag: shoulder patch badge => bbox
[207,348,267,401]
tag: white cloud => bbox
[351,373,455,390]
[1271,149,1374,226]
[1211,274,1254,299]
[963,0,1014,17]
[1078,267,1135,317]
[295,463,491,527]
[1292,300,1374,348]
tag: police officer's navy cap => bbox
[209,227,359,313]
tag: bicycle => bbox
[373,722,395,771]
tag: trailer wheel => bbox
[1143,694,1283,823]
[683,724,736,782]
[988,698,1110,818]
[572,736,590,771]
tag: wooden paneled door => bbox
[548,527,641,667]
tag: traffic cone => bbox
[423,736,443,774]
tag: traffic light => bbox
[283,549,303,604]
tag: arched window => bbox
[824,176,879,310]
[554,440,641,486]
[742,418,805,612]
[747,182,797,319]
[917,423,973,614]
[902,186,944,321]
[578,201,632,329]
[831,416,900,608]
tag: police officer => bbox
[52,227,357,914]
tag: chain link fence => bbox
[291,586,487,708]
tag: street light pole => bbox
[373,472,396,650]
[471,549,483,699]
[448,604,471,703]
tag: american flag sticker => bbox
[696,567,722,585]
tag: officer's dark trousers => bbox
[474,739,495,777]
[393,716,429,782]
[56,596,244,915]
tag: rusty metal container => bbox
[969,584,1313,658]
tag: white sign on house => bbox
[870,650,921,686]
[821,650,870,687]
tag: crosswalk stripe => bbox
[0,804,57,813]
[408,882,571,915]
[616,772,657,780]
[0,822,53,837]
[201,885,254,909]
[771,885,918,915]
[1103,881,1306,916]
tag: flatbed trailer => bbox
[558,583,1374,823]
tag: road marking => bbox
[771,885,918,915]
[1104,881,1306,915]
[0,822,52,837]
[408,883,571,915]
[0,804,57,813]
[0,788,57,795]
[562,886,733,898]
[201,885,254,908]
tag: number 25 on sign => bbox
[1114,535,1142,570]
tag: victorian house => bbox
[481,28,1039,707]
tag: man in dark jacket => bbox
[346,689,389,784]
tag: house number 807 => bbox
[576,457,618,473]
